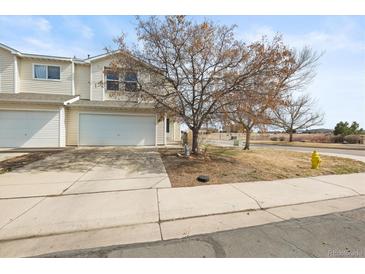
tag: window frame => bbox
[105,69,139,92]
[32,64,61,81]
[124,71,138,92]
[105,71,120,91]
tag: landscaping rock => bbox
[197,175,209,183]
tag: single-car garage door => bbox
[79,113,156,146]
[0,110,60,147]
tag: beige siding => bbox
[75,64,90,99]
[19,58,72,95]
[0,48,15,93]
[91,57,111,101]
[59,107,66,147]
[66,108,79,145]
[173,122,181,142]
[66,106,157,146]
[156,116,165,145]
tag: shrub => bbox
[270,136,278,141]
[344,135,363,144]
[330,135,344,143]
[279,136,285,141]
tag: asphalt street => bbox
[40,207,365,258]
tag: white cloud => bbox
[0,16,51,33]
[34,18,51,32]
[79,25,94,39]
[23,37,52,50]
[61,17,94,39]
[239,18,365,52]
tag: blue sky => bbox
[0,16,364,129]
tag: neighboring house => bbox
[0,42,180,148]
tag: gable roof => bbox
[0,42,85,63]
[84,49,163,72]
[0,42,163,71]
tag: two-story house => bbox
[0,42,181,148]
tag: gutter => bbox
[63,95,80,106]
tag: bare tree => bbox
[221,44,321,149]
[107,16,309,153]
[271,93,324,142]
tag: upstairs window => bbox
[106,70,138,92]
[106,72,119,91]
[124,72,138,92]
[33,64,60,80]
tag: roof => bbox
[70,99,156,110]
[0,42,162,70]
[0,42,85,63]
[0,93,79,105]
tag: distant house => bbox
[300,128,333,134]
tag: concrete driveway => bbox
[0,147,169,243]
[0,147,170,199]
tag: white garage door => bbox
[79,113,156,146]
[0,110,59,148]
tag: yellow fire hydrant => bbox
[311,150,321,169]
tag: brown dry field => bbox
[159,146,365,187]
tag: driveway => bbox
[0,147,170,251]
[0,147,171,199]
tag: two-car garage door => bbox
[0,110,60,147]
[79,113,156,146]
[0,110,156,147]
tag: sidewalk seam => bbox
[308,177,362,196]
[0,196,47,231]
[60,156,103,195]
[156,189,163,240]
[229,184,263,209]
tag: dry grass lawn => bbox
[159,146,365,187]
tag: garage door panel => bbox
[0,110,59,148]
[79,113,155,146]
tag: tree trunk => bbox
[244,130,251,150]
[289,130,293,142]
[191,129,199,154]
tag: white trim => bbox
[155,114,158,147]
[0,107,57,112]
[78,111,155,117]
[89,63,93,100]
[13,55,18,93]
[63,95,80,106]
[32,63,61,81]
[58,106,66,147]
[85,51,117,62]
[163,113,167,145]
[71,61,75,95]
[19,53,73,62]
[102,67,106,101]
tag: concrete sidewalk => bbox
[1,171,365,257]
